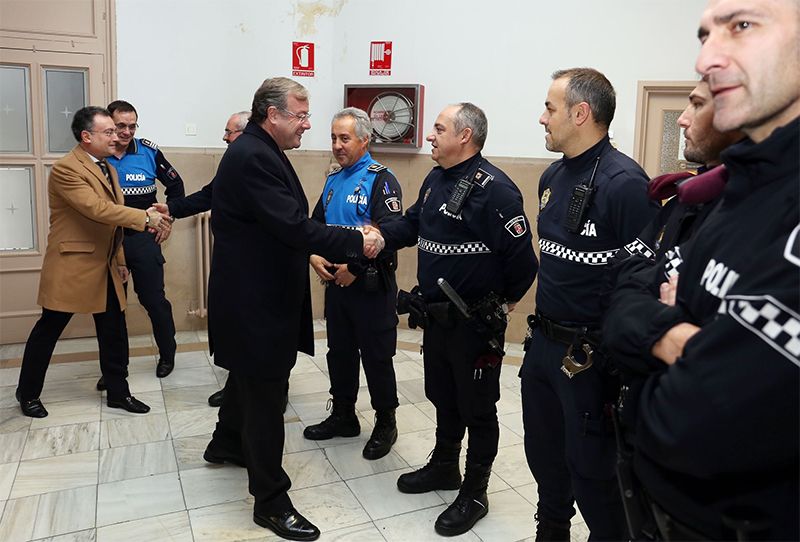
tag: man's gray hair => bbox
[250,77,308,124]
[453,102,488,150]
[232,110,250,130]
[332,107,373,140]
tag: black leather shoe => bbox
[96,376,106,391]
[208,389,224,407]
[203,440,246,467]
[107,396,150,414]
[16,389,48,418]
[253,508,320,541]
[156,358,174,378]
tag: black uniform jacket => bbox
[207,121,362,379]
[633,119,799,540]
[168,179,213,219]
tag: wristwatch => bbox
[145,214,151,228]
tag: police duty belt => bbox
[526,312,601,379]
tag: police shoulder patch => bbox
[473,168,494,188]
[504,215,527,238]
[784,223,800,268]
[385,197,401,213]
[140,138,159,150]
[367,163,387,173]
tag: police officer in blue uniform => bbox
[106,100,185,378]
[380,103,538,536]
[303,107,403,460]
[520,68,659,541]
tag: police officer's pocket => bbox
[59,241,95,254]
[155,251,166,266]
[569,411,616,479]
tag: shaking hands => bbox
[146,203,174,244]
[361,225,385,259]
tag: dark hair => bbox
[250,77,308,124]
[107,100,138,118]
[552,68,616,128]
[71,106,111,141]
[453,102,488,150]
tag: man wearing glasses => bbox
[103,100,185,381]
[15,106,170,418]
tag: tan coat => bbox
[37,146,148,314]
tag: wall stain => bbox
[293,0,346,35]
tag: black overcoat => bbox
[208,121,362,378]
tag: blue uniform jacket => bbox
[107,138,185,210]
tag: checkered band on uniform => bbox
[539,238,618,266]
[121,185,157,196]
[623,238,655,259]
[663,247,684,279]
[725,294,800,364]
[418,237,491,255]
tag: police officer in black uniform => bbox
[107,100,184,378]
[303,107,403,460]
[519,68,659,541]
[380,102,538,536]
[605,2,799,539]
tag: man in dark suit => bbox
[202,77,383,541]
[16,106,170,418]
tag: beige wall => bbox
[125,149,554,345]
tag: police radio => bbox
[565,156,600,234]
[445,160,484,216]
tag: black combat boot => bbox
[534,513,571,541]
[302,399,360,440]
[362,409,398,460]
[397,439,462,493]
[434,461,491,536]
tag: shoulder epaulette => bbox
[140,138,159,150]
[328,165,342,176]
[367,163,387,173]
[473,168,494,188]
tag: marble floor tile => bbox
[284,421,320,454]
[500,366,523,389]
[30,398,101,430]
[470,488,535,542]
[492,443,534,488]
[0,462,17,501]
[44,361,101,384]
[160,366,218,390]
[167,406,218,439]
[1,485,97,541]
[396,378,426,404]
[290,390,335,422]
[498,422,524,448]
[96,472,185,527]
[123,371,163,394]
[498,410,525,438]
[391,427,437,467]
[180,465,249,509]
[393,361,425,382]
[289,371,335,396]
[128,335,154,348]
[162,384,219,412]
[0,367,21,387]
[290,481,371,533]
[317,522,384,541]
[98,440,177,484]
[346,468,444,520]
[11,450,98,499]
[100,413,171,449]
[40,377,101,404]
[96,510,192,542]
[514,482,539,507]
[53,337,100,355]
[0,343,24,363]
[0,385,21,409]
[0,406,31,434]
[174,330,201,345]
[0,430,29,463]
[34,527,97,542]
[324,441,408,480]
[173,434,212,471]
[290,357,323,375]
[126,354,158,374]
[100,390,166,420]
[283,449,341,489]
[375,504,482,541]
[188,499,273,542]
[496,390,524,415]
[211,365,229,387]
[22,421,101,460]
[415,400,437,422]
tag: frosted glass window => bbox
[44,69,87,154]
[0,166,37,251]
[0,66,32,153]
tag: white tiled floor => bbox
[0,322,591,542]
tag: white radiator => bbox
[189,211,212,318]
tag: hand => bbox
[154,219,172,244]
[117,266,129,283]
[334,264,356,287]
[651,322,701,365]
[309,254,335,281]
[146,207,172,233]
[152,202,171,218]
[361,226,385,259]
[659,274,678,306]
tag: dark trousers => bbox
[520,331,625,541]
[324,281,398,411]
[212,371,292,515]
[18,274,131,400]
[423,318,502,465]
[123,230,176,362]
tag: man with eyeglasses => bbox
[304,107,403,460]
[15,106,170,418]
[102,99,185,381]
[202,77,384,541]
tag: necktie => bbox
[97,160,111,184]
